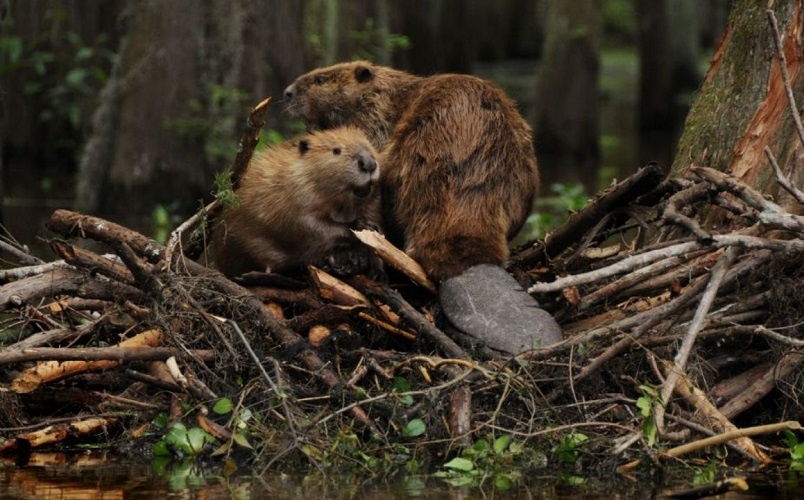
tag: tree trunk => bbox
[535,0,600,193]
[76,0,310,222]
[637,0,672,130]
[671,0,804,212]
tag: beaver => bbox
[284,61,563,353]
[284,61,538,282]
[212,126,382,278]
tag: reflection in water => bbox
[2,453,801,499]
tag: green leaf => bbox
[642,415,657,447]
[186,427,212,454]
[300,443,324,461]
[403,418,426,438]
[212,398,233,415]
[636,396,652,418]
[443,457,474,472]
[472,438,490,453]
[494,474,514,490]
[152,440,171,457]
[165,423,191,455]
[232,432,253,449]
[210,440,232,457]
[493,435,512,454]
[151,412,169,429]
[443,475,476,487]
[75,46,93,61]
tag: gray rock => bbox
[439,264,563,355]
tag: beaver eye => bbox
[332,147,341,155]
[314,76,327,85]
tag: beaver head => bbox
[291,127,380,203]
[284,61,421,149]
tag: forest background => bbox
[0,0,731,255]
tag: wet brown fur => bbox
[213,127,382,277]
[285,61,539,281]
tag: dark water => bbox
[2,454,803,499]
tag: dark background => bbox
[0,0,731,254]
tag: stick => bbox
[618,421,799,474]
[655,246,739,432]
[164,97,272,266]
[766,9,804,151]
[529,235,804,294]
[764,146,804,203]
[511,162,665,269]
[0,346,214,364]
[0,266,145,313]
[350,276,470,361]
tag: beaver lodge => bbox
[2,88,804,492]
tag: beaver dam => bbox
[1,98,804,493]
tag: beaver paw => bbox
[323,246,385,280]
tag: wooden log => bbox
[0,267,145,313]
[510,162,665,269]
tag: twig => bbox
[0,346,215,364]
[511,162,665,269]
[0,260,71,282]
[692,166,804,232]
[617,421,799,474]
[766,9,804,151]
[764,146,804,203]
[0,228,44,266]
[223,317,298,438]
[350,276,470,361]
[529,234,804,294]
[655,246,739,432]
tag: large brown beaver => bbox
[284,61,538,282]
[212,127,382,278]
[284,61,563,354]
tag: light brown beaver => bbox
[212,127,382,278]
[284,61,563,354]
[283,61,539,282]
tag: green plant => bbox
[636,384,660,447]
[692,459,718,485]
[0,8,115,150]
[153,422,217,459]
[349,19,411,61]
[784,431,804,471]
[435,435,536,490]
[551,432,589,486]
[523,183,589,240]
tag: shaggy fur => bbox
[285,61,539,281]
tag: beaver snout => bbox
[357,153,377,174]
[283,84,295,100]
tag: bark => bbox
[671,0,804,212]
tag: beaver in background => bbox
[284,61,563,354]
[212,127,382,278]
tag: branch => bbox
[764,146,804,204]
[510,162,665,269]
[766,9,804,152]
[655,246,740,432]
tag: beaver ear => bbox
[354,65,374,83]
[298,139,310,155]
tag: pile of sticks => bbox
[0,155,801,472]
[1,89,803,473]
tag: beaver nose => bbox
[283,84,295,100]
[357,154,377,173]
